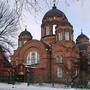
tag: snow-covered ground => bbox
[0,83,89,90]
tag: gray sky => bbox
[19,0,90,41]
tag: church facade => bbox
[11,4,90,84]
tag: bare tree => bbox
[0,0,19,54]
[1,0,81,53]
[13,0,81,16]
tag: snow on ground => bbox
[0,83,89,90]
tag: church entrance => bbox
[15,72,24,82]
[15,64,25,82]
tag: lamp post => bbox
[49,46,52,84]
[25,65,33,86]
[47,44,54,86]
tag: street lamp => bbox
[25,64,33,86]
[46,44,54,86]
[45,45,51,82]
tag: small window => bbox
[58,32,63,41]
[56,56,63,64]
[18,41,22,47]
[57,67,63,78]
[60,56,63,64]
[53,24,56,34]
[46,26,50,35]
[65,32,69,40]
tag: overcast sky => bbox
[20,0,90,41]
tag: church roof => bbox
[19,28,32,37]
[76,32,89,44]
[43,4,67,20]
[76,33,89,41]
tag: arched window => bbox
[18,41,22,47]
[65,32,69,40]
[59,56,63,64]
[56,56,63,64]
[58,32,63,41]
[57,67,63,78]
[46,26,50,35]
[53,24,56,34]
[26,51,39,65]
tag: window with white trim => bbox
[56,56,63,64]
[46,26,50,35]
[57,67,63,78]
[26,51,39,65]
[60,56,63,63]
[53,24,56,34]
[65,32,69,40]
[18,41,22,47]
[58,32,63,41]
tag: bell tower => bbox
[18,28,32,47]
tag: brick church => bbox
[11,4,90,83]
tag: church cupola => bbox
[55,20,73,42]
[76,32,89,44]
[41,4,68,38]
[18,28,32,47]
[41,4,68,45]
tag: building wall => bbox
[11,37,81,83]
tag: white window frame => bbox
[46,26,50,35]
[53,24,56,34]
[65,32,69,40]
[18,41,22,47]
[26,51,39,65]
[57,67,63,78]
[56,56,63,64]
[58,32,63,41]
[60,56,63,64]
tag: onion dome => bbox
[42,4,67,22]
[19,28,32,40]
[76,32,89,44]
